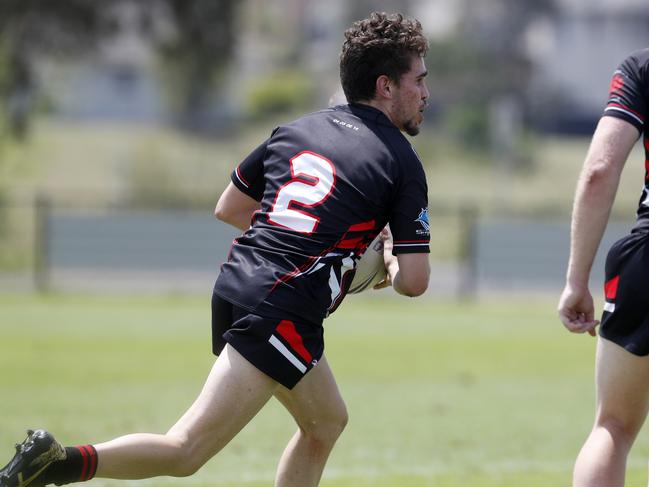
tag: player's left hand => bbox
[558,284,600,336]
[374,227,396,289]
[373,273,392,289]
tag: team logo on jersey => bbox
[415,208,430,235]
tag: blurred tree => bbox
[160,0,238,131]
[461,0,556,55]
[0,0,99,139]
[427,37,529,143]
[428,0,557,169]
[0,0,239,138]
[245,69,315,120]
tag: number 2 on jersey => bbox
[268,151,336,234]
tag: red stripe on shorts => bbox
[276,320,313,363]
[605,275,620,300]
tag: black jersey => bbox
[213,103,430,324]
[602,48,649,229]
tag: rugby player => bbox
[0,11,431,487]
[559,48,649,487]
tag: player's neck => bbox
[356,99,397,127]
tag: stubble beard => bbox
[403,113,423,136]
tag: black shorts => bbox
[600,230,649,355]
[211,294,324,389]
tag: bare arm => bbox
[214,182,261,231]
[377,229,430,297]
[390,253,430,297]
[558,116,638,334]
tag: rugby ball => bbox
[348,235,387,294]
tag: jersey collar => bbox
[343,103,397,129]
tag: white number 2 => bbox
[268,151,336,234]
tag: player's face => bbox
[391,56,429,136]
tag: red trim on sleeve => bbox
[607,102,645,121]
[235,166,250,187]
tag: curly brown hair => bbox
[339,12,428,103]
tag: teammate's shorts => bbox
[211,293,324,389]
[600,230,649,355]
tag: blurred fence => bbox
[36,197,239,294]
[471,216,633,295]
[0,196,635,298]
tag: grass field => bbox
[2,292,649,486]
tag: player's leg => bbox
[273,355,348,487]
[93,344,278,479]
[573,337,649,487]
[0,345,279,487]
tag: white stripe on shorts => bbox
[269,335,307,373]
[603,301,616,313]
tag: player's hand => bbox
[373,273,391,289]
[558,284,600,336]
[374,227,396,289]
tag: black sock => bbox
[43,446,98,486]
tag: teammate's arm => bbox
[558,116,638,334]
[214,182,261,231]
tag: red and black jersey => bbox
[214,103,430,324]
[602,48,649,229]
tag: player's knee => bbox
[165,434,210,477]
[327,405,349,440]
[301,406,349,447]
[596,415,641,446]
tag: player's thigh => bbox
[594,336,649,432]
[274,355,348,435]
[168,344,278,447]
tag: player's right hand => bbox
[558,284,600,336]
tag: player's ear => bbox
[375,75,393,99]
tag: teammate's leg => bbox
[273,355,348,487]
[574,337,649,487]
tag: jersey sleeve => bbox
[231,139,269,201]
[389,148,430,255]
[602,51,649,133]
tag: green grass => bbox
[2,293,649,486]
